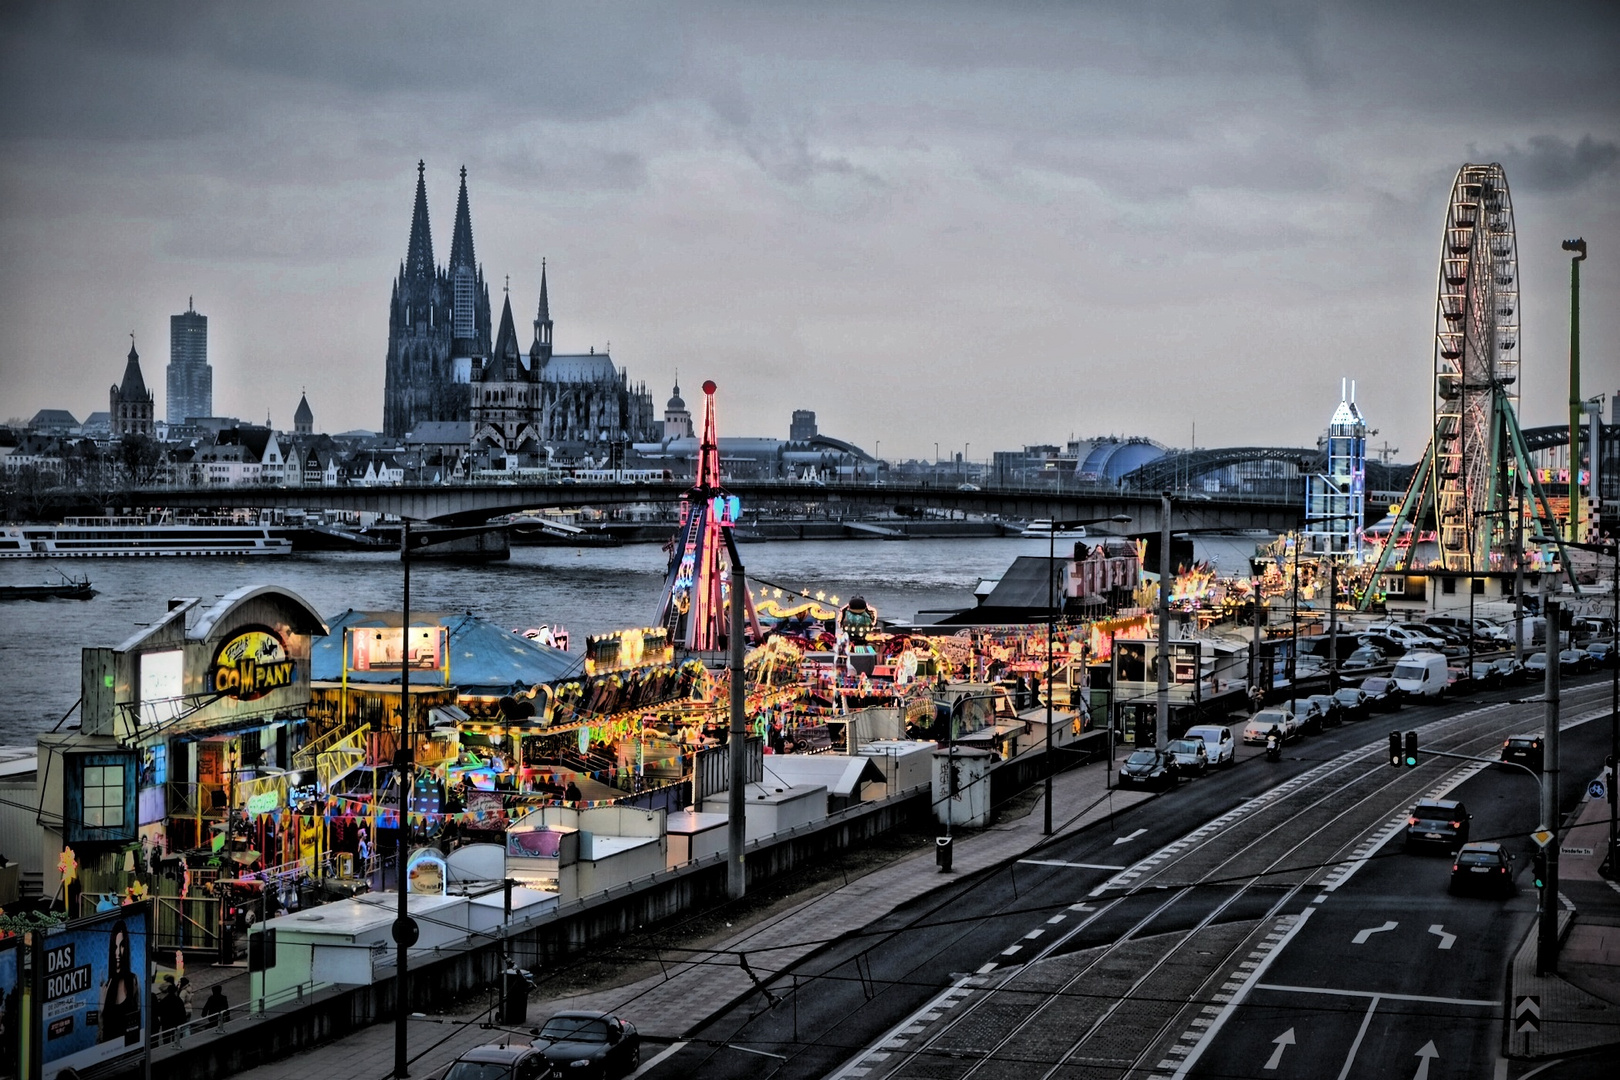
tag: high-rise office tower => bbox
[167,298,212,425]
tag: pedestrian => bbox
[178,977,194,1023]
[201,985,230,1027]
[564,780,582,804]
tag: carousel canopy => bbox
[313,609,584,694]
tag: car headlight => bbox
[570,1059,593,1068]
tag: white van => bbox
[1391,652,1448,698]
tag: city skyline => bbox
[1,2,1616,458]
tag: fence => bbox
[692,736,763,803]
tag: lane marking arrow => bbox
[1351,920,1398,944]
[1514,994,1541,1032]
[1427,924,1456,950]
[1113,828,1147,845]
[1263,1027,1295,1070]
[1412,1040,1439,1080]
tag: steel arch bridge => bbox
[1119,447,1324,491]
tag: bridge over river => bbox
[85,480,1302,533]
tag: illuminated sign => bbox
[584,627,671,675]
[137,649,185,725]
[349,626,446,672]
[211,627,296,701]
[407,849,446,894]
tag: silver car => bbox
[1183,724,1237,766]
[1166,737,1211,777]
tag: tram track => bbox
[854,683,1612,1080]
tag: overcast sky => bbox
[1,1,1615,460]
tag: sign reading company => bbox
[212,626,296,700]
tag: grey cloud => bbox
[1483,135,1620,194]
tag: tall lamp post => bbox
[1564,238,1586,541]
[1043,514,1131,835]
[1554,536,1619,880]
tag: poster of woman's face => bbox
[41,907,147,1078]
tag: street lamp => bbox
[1552,535,1619,881]
[1563,238,1587,542]
[1043,513,1131,836]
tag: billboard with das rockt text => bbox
[37,905,148,1079]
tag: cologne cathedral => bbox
[383,162,656,453]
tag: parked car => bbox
[1469,661,1501,689]
[1119,748,1180,789]
[1500,733,1544,771]
[1341,646,1386,671]
[1358,632,1408,658]
[1404,798,1472,852]
[1445,665,1474,694]
[1306,693,1344,727]
[1166,737,1210,777]
[1183,724,1237,766]
[1331,686,1369,722]
[1450,841,1516,897]
[1525,652,1550,677]
[1392,652,1449,699]
[447,1045,557,1080]
[1489,656,1526,684]
[1359,676,1404,711]
[532,1012,641,1080]
[1286,698,1326,735]
[1559,648,1594,674]
[1586,640,1616,667]
[1244,708,1297,744]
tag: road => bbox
[638,675,1616,1080]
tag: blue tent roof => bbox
[312,609,583,693]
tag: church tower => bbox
[111,337,156,438]
[383,163,487,436]
[529,259,553,369]
[293,391,314,436]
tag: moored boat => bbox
[0,572,95,600]
[0,517,292,557]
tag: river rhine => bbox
[0,537,1055,742]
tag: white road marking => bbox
[1253,983,1495,1007]
[976,963,997,974]
[1113,828,1148,845]
[1428,924,1456,950]
[1169,909,1314,1080]
[1336,995,1381,1080]
[1024,929,1044,939]
[1047,914,1066,924]
[1017,859,1127,870]
[1001,944,1022,955]
[1351,920,1398,944]
[1412,1040,1439,1080]
[1263,1027,1295,1071]
[629,1040,688,1078]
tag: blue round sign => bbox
[1590,779,1608,801]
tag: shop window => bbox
[1442,578,1456,594]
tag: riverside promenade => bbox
[224,734,1151,1080]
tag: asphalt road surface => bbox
[639,674,1616,1080]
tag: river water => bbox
[0,537,1053,742]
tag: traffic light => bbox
[1389,732,1402,768]
[1532,850,1548,890]
[1403,731,1419,768]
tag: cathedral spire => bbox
[404,160,434,279]
[448,165,476,273]
[531,258,553,366]
[492,291,520,377]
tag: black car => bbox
[1287,699,1326,735]
[1331,687,1368,722]
[1119,748,1180,789]
[1404,798,1471,852]
[1306,693,1343,727]
[1469,661,1500,689]
[1500,733,1543,771]
[447,1045,557,1080]
[533,1012,641,1079]
[1489,656,1526,685]
[1450,841,1515,897]
[1341,646,1386,671]
[1359,676,1404,711]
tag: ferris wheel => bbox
[1363,163,1566,597]
[1431,163,1519,570]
